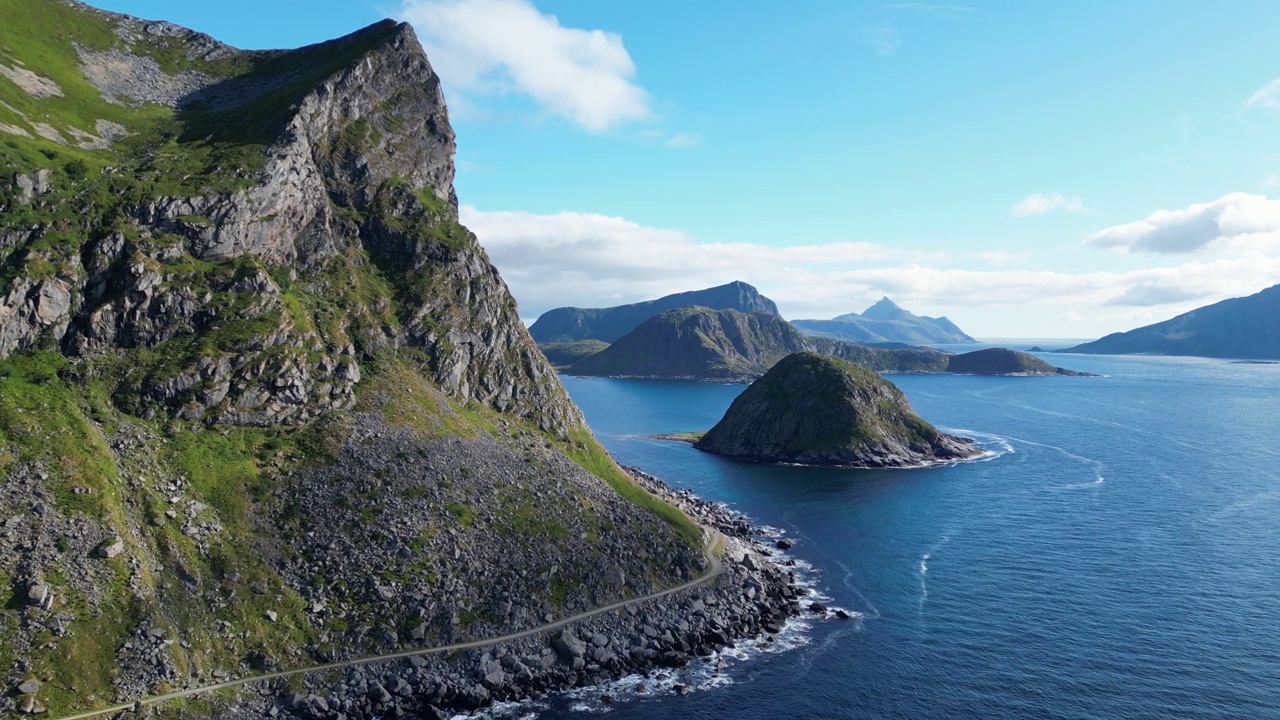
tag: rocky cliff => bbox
[693,352,980,467]
[0,3,713,716]
[1061,283,1280,360]
[528,280,781,344]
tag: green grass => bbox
[558,428,704,547]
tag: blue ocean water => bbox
[535,349,1280,720]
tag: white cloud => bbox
[1010,192,1085,217]
[399,0,651,132]
[664,132,702,148]
[977,250,1030,266]
[463,205,1280,336]
[1085,192,1280,254]
[1102,283,1208,307]
[1245,78,1280,111]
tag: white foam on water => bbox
[918,535,951,612]
[1000,434,1106,490]
[449,700,548,720]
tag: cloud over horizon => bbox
[462,205,1280,336]
[399,0,651,132]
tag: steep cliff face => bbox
[694,352,979,467]
[528,280,781,344]
[1,9,576,433]
[0,4,701,716]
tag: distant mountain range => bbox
[528,281,780,343]
[567,307,1085,380]
[1062,283,1280,359]
[792,297,976,345]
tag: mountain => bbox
[1060,284,1280,359]
[567,307,953,380]
[0,5,798,717]
[946,348,1092,376]
[528,281,781,344]
[567,307,1081,380]
[537,339,611,368]
[692,352,981,467]
[793,297,977,345]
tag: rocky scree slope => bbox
[0,3,703,716]
[694,352,980,467]
[528,280,781,344]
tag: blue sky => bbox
[93,0,1280,337]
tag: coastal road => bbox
[49,534,728,720]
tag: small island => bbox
[691,352,983,468]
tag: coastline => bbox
[201,470,822,719]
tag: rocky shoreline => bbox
[214,468,824,719]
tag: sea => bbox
[498,343,1280,720]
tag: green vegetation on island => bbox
[693,352,982,467]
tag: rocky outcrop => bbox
[0,12,577,435]
[694,352,981,467]
[529,281,781,344]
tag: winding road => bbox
[49,536,727,720]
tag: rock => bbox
[94,536,125,559]
[809,602,828,614]
[25,583,50,608]
[265,610,278,622]
[17,678,40,694]
[834,609,851,619]
[775,538,794,550]
[553,630,587,661]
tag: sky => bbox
[92,0,1280,338]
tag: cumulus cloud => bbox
[461,205,1280,332]
[1245,78,1280,111]
[1085,192,1280,254]
[1010,192,1085,217]
[399,0,651,132]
